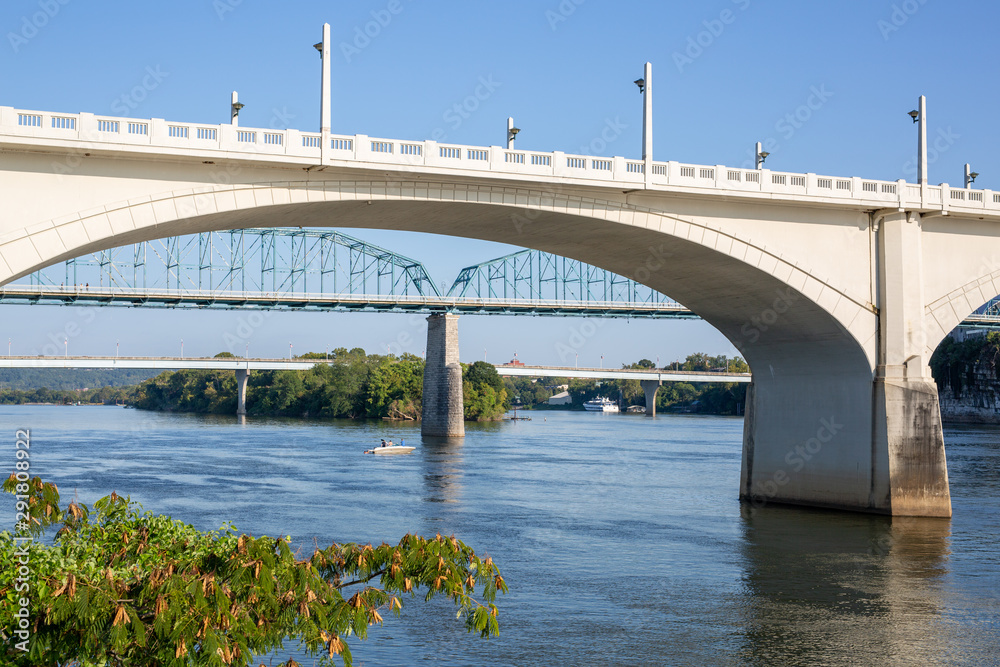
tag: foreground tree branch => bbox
[1,474,506,666]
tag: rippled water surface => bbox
[2,406,999,666]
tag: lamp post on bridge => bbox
[230,92,244,127]
[634,62,653,171]
[116,340,119,359]
[64,337,67,357]
[755,141,769,170]
[506,117,520,149]
[289,342,293,360]
[314,23,332,162]
[180,339,184,359]
[908,96,928,186]
[964,163,979,189]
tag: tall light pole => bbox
[64,337,68,357]
[315,23,332,162]
[245,341,249,359]
[116,339,119,359]
[289,342,293,360]
[7,338,10,357]
[909,96,928,186]
[635,62,653,177]
[180,339,184,359]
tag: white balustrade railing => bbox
[2,105,998,216]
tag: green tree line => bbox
[503,353,750,415]
[131,349,509,422]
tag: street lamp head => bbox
[231,102,245,114]
[758,151,770,165]
[634,78,645,93]
[908,109,919,123]
[970,172,979,183]
[508,127,520,140]
[313,42,323,53]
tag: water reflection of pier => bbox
[420,436,465,505]
[738,505,951,666]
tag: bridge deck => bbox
[3,105,998,219]
[0,286,697,318]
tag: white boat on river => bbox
[583,397,620,413]
[364,439,416,455]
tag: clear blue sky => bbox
[2,0,997,366]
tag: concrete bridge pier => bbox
[421,313,464,437]
[738,210,951,518]
[236,368,249,416]
[640,380,660,417]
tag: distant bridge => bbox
[495,364,750,384]
[6,227,692,318]
[0,355,744,417]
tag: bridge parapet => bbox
[4,106,998,216]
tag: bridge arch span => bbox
[2,178,943,516]
[0,179,875,368]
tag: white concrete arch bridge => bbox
[4,60,1000,517]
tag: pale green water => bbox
[1,406,998,666]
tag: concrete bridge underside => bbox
[6,152,1000,516]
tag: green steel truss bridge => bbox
[0,228,694,319]
[3,226,998,327]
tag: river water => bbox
[2,405,999,666]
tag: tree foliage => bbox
[133,349,425,421]
[462,362,510,421]
[930,332,1000,398]
[1,475,506,666]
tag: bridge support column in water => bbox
[422,313,464,437]
[236,368,249,416]
[739,211,951,517]
[640,380,660,417]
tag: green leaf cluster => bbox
[0,475,506,666]
[462,361,510,421]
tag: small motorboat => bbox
[364,439,416,455]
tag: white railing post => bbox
[354,134,369,161]
[552,151,566,178]
[149,118,167,143]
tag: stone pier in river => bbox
[421,313,464,437]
